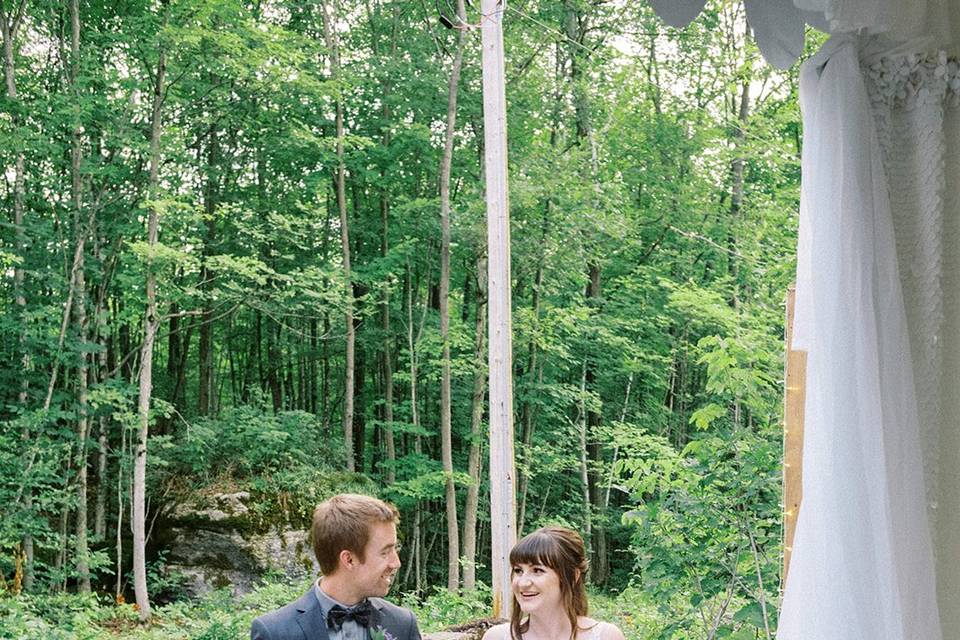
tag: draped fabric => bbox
[643,1,960,637]
[782,36,945,638]
[786,5,960,636]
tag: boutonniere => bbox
[371,626,396,640]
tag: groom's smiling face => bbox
[352,520,401,598]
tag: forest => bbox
[0,0,807,637]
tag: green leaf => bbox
[732,602,768,629]
[689,403,726,430]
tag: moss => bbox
[295,539,315,573]
[160,469,378,536]
[210,572,233,590]
[246,470,377,532]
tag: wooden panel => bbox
[782,285,807,590]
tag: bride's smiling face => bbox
[511,561,562,614]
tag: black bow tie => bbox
[327,601,374,631]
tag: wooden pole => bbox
[481,0,517,619]
[782,284,806,590]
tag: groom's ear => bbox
[338,548,356,570]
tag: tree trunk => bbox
[405,263,421,445]
[322,310,331,435]
[309,318,318,414]
[368,2,400,478]
[73,267,91,593]
[380,274,396,482]
[298,330,307,411]
[462,256,486,591]
[56,482,70,591]
[198,124,219,416]
[563,0,608,584]
[405,262,430,595]
[167,301,182,410]
[584,262,608,585]
[267,321,282,411]
[563,1,592,143]
[353,338,366,469]
[379,111,395,485]
[413,502,422,594]
[3,0,32,592]
[133,20,166,620]
[119,316,132,381]
[603,372,633,510]
[578,363,591,543]
[321,0,355,471]
[516,209,548,530]
[92,238,110,541]
[321,194,332,437]
[438,0,467,592]
[172,317,192,409]
[115,414,127,601]
[728,65,751,312]
[66,0,92,593]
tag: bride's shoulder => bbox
[481,622,511,640]
[578,618,626,640]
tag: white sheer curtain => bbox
[645,1,960,637]
[783,35,944,639]
[787,3,960,638]
[778,3,960,638]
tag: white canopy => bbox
[649,2,960,638]
[650,0,960,68]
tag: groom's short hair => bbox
[311,493,399,575]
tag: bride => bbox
[483,526,626,640]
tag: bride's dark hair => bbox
[509,526,589,640]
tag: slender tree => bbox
[133,5,167,619]
[64,0,93,593]
[438,0,467,591]
[462,255,486,591]
[2,0,31,592]
[321,0,355,471]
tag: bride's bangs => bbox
[509,530,562,569]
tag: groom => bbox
[251,493,422,640]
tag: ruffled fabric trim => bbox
[865,51,960,109]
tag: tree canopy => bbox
[0,0,807,636]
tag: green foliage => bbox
[619,421,781,638]
[152,405,374,529]
[0,579,692,639]
[170,407,329,478]
[0,591,116,640]
[0,577,310,639]
[589,588,666,640]
[0,0,799,632]
[403,584,492,631]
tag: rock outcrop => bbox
[159,491,318,597]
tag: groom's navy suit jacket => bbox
[250,589,422,640]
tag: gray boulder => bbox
[160,491,319,597]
